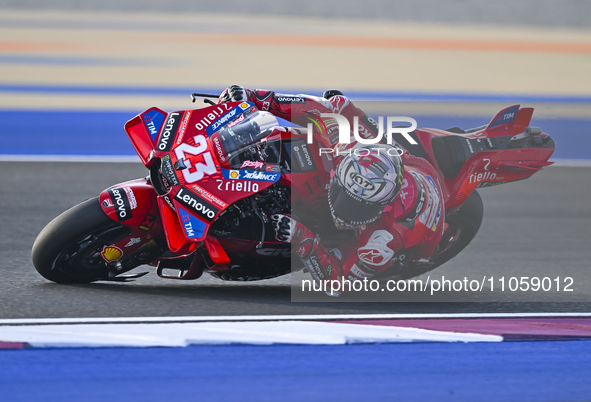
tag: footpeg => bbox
[102,271,149,282]
[508,127,542,147]
[157,251,205,280]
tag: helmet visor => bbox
[328,181,385,226]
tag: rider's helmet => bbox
[328,144,404,229]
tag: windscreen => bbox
[217,111,283,169]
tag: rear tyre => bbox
[431,189,484,268]
[389,190,484,281]
[32,197,128,283]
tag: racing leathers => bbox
[219,86,446,294]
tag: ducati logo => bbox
[124,237,141,247]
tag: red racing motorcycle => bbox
[32,95,555,283]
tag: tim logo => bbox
[177,206,206,239]
[141,108,166,141]
[181,211,195,237]
[489,105,519,128]
[143,115,157,137]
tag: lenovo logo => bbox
[174,187,219,223]
[157,112,181,152]
[107,187,132,221]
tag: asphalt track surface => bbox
[1,161,590,318]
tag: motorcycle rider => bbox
[218,85,446,296]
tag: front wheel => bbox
[32,197,131,283]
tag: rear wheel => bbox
[430,189,484,268]
[386,190,484,281]
[32,197,130,283]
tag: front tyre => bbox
[32,197,129,283]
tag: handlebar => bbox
[191,92,219,106]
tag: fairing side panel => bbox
[412,119,554,211]
[99,178,160,228]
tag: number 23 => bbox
[174,135,217,183]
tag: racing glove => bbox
[271,214,318,258]
[271,214,296,243]
[219,85,249,103]
[271,214,342,294]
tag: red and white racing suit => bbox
[220,88,446,291]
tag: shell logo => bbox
[229,170,240,179]
[101,245,123,262]
[240,102,249,109]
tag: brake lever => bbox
[251,199,267,249]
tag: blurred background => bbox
[0,0,590,159]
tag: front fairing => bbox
[138,102,283,254]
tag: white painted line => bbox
[0,321,501,348]
[1,312,590,326]
[0,154,140,163]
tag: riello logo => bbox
[468,171,503,184]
